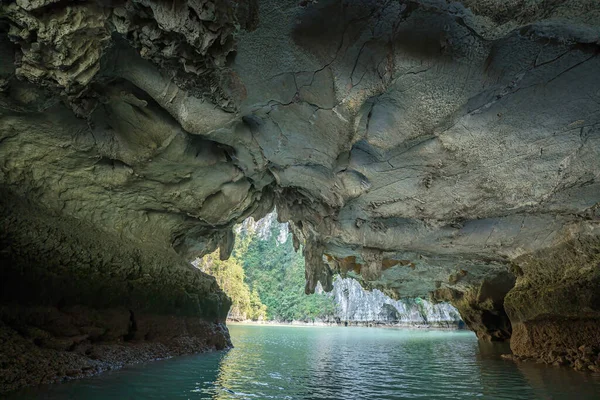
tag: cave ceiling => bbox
[1,0,599,300]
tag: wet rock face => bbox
[0,0,599,381]
[432,272,515,341]
[0,308,230,392]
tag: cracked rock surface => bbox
[1,0,599,389]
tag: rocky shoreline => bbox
[0,192,232,394]
[501,345,600,373]
[0,308,231,394]
[501,319,600,373]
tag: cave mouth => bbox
[191,212,466,329]
[1,0,600,394]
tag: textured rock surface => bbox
[236,212,289,244]
[0,189,231,392]
[504,233,600,371]
[1,0,599,384]
[332,277,463,327]
[432,271,515,340]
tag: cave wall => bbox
[0,1,267,392]
[505,230,600,371]
[0,189,231,392]
[0,0,599,388]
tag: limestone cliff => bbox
[236,212,289,244]
[237,212,464,327]
[1,0,599,389]
[332,277,462,327]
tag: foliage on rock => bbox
[196,250,267,321]
[233,217,336,322]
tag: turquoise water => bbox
[8,324,600,399]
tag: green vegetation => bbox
[233,219,335,322]
[196,250,267,321]
[198,215,335,322]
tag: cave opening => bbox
[191,212,466,329]
[1,0,600,396]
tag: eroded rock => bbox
[505,232,600,368]
[0,189,231,392]
[432,272,515,341]
[1,0,599,388]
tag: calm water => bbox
[8,324,600,399]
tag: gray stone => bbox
[0,0,599,384]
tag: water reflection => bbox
[210,325,600,400]
[6,324,600,399]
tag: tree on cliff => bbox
[233,216,336,322]
[196,213,335,322]
[196,250,267,321]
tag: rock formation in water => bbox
[332,276,462,327]
[0,190,231,392]
[0,0,599,390]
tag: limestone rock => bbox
[0,189,232,393]
[332,277,463,327]
[1,0,599,387]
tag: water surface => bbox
[9,324,600,399]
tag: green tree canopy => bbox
[197,215,335,322]
[233,219,335,322]
[196,250,267,321]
